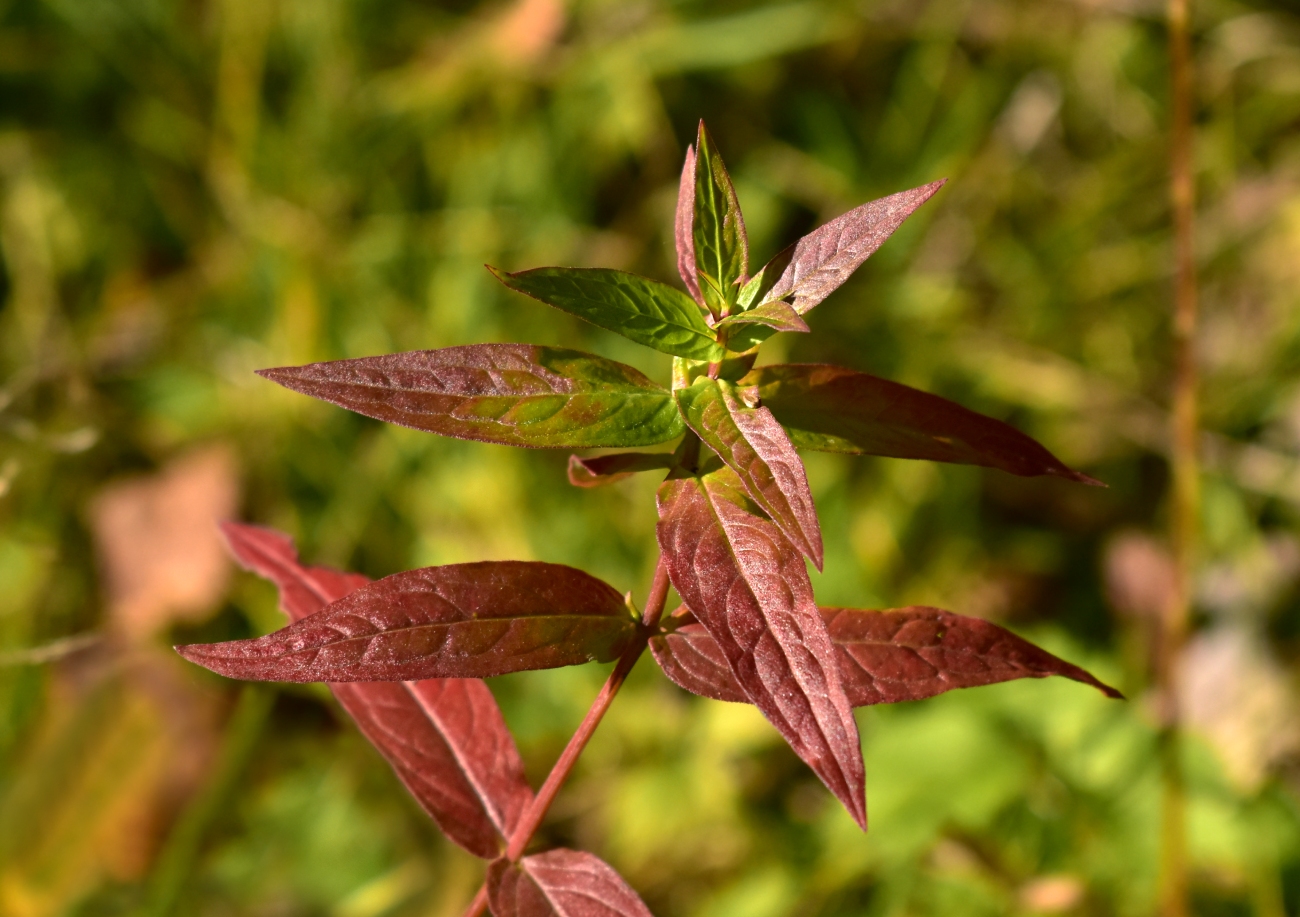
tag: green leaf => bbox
[489,266,721,361]
[692,122,748,317]
[715,299,809,352]
[258,344,685,449]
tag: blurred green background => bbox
[2,0,1300,914]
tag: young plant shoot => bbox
[178,122,1120,917]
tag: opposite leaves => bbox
[219,523,534,858]
[259,344,683,450]
[651,605,1122,707]
[488,849,654,917]
[178,561,635,682]
[656,465,865,828]
[744,364,1101,484]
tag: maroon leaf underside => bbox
[656,467,866,828]
[217,523,534,858]
[178,560,634,682]
[761,180,946,314]
[676,379,824,569]
[675,145,703,307]
[488,849,653,917]
[567,452,675,488]
[650,605,1123,706]
[745,364,1101,485]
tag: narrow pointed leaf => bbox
[488,849,654,917]
[675,378,823,569]
[736,243,793,311]
[656,466,864,827]
[217,524,534,858]
[568,452,674,488]
[675,145,703,306]
[259,344,683,449]
[716,299,809,337]
[761,180,945,314]
[692,122,748,316]
[177,561,635,682]
[743,364,1101,485]
[489,266,721,362]
[651,606,1123,706]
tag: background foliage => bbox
[2,0,1300,914]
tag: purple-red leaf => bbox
[257,344,684,449]
[692,121,748,317]
[761,180,945,314]
[656,465,864,828]
[217,523,534,858]
[567,452,674,488]
[674,378,823,569]
[675,145,702,307]
[743,364,1101,485]
[488,849,653,917]
[177,561,634,682]
[651,605,1123,706]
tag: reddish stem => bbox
[461,556,672,915]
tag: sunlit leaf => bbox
[487,849,654,917]
[656,465,864,828]
[219,524,535,859]
[675,378,823,568]
[675,145,703,307]
[758,180,945,314]
[743,363,1101,484]
[489,266,721,361]
[177,561,635,682]
[715,299,808,335]
[692,122,748,317]
[651,606,1123,705]
[567,452,675,488]
[258,344,684,449]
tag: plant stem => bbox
[1160,0,1198,913]
[460,556,672,915]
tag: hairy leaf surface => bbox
[567,452,674,488]
[489,266,720,361]
[760,181,945,314]
[656,466,864,827]
[743,364,1100,484]
[675,378,823,568]
[675,145,702,307]
[259,344,683,449]
[178,561,634,682]
[692,122,748,316]
[488,849,654,917]
[218,524,534,858]
[651,606,1123,705]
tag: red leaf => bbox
[744,364,1101,485]
[567,452,674,488]
[257,344,683,449]
[656,466,865,828]
[488,849,653,917]
[675,145,702,307]
[178,561,634,682]
[675,378,823,569]
[218,524,535,858]
[651,606,1124,706]
[760,180,945,314]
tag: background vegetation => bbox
[2,0,1299,914]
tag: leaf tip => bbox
[1072,470,1108,488]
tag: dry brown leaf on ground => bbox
[90,445,239,640]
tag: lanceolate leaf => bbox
[218,524,534,858]
[760,180,945,314]
[651,606,1123,706]
[656,466,864,827]
[692,122,748,317]
[489,266,721,362]
[177,561,635,682]
[259,344,683,449]
[743,364,1101,484]
[488,849,654,917]
[715,299,809,335]
[675,145,703,307]
[567,452,675,488]
[675,378,823,569]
